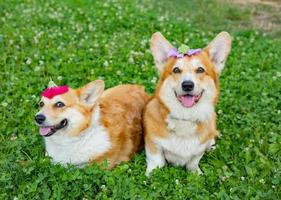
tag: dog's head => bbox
[35,80,104,137]
[151,32,231,108]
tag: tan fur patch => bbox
[91,84,150,168]
[196,113,218,144]
[59,90,93,136]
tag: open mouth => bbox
[175,90,204,108]
[39,119,68,137]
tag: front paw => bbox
[188,166,203,175]
[145,169,152,177]
[195,168,203,175]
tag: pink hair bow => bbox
[167,48,201,58]
[41,86,69,99]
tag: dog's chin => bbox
[175,90,204,108]
[38,119,68,137]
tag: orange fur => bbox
[92,85,150,168]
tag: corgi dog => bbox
[144,32,231,175]
[35,80,149,168]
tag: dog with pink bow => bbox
[144,32,232,176]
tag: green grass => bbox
[0,0,280,199]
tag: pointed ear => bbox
[150,32,174,73]
[205,32,232,74]
[79,80,104,107]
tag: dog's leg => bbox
[186,153,204,175]
[145,143,165,176]
[206,138,216,152]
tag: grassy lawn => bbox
[0,0,280,199]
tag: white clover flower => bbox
[57,76,63,80]
[241,176,245,181]
[103,61,109,67]
[34,66,40,71]
[10,134,17,140]
[259,179,265,184]
[150,77,157,84]
[2,102,8,107]
[128,57,134,64]
[141,39,147,47]
[34,36,39,44]
[158,16,165,21]
[175,179,179,185]
[116,70,122,75]
[88,24,94,31]
[25,57,32,65]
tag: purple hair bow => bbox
[167,48,202,58]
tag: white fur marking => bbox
[44,106,111,166]
[145,146,165,176]
[157,115,215,168]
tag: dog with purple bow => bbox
[143,32,232,176]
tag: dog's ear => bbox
[204,32,231,74]
[78,80,104,107]
[151,32,174,73]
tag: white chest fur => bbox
[44,108,111,166]
[157,115,214,166]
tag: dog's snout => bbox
[182,81,194,92]
[35,114,46,124]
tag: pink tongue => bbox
[40,127,52,136]
[179,95,196,108]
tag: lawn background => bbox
[0,0,280,199]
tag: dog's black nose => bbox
[182,81,194,92]
[35,114,46,124]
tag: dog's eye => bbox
[196,67,205,73]
[55,101,65,108]
[173,67,181,74]
[39,101,44,108]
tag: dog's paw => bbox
[190,167,203,175]
[145,169,153,177]
[196,168,203,175]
